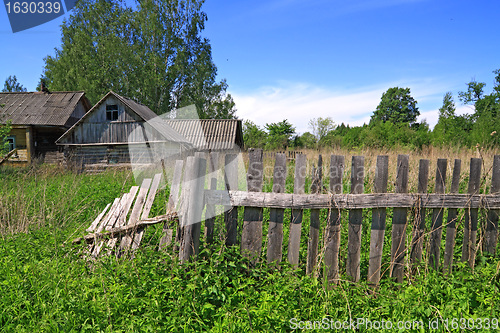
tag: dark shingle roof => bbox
[0,91,90,127]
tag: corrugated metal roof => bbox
[0,91,90,127]
[163,119,243,150]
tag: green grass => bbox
[0,164,499,332]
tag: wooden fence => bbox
[174,149,500,286]
[77,149,500,287]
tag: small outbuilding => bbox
[56,91,191,166]
[0,91,91,166]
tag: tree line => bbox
[243,71,500,150]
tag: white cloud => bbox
[232,79,451,134]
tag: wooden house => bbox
[56,91,190,166]
[0,91,91,166]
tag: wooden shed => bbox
[56,91,190,166]
[0,91,91,166]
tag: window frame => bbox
[106,104,119,121]
[6,135,15,152]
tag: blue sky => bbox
[1,0,499,134]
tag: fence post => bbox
[390,154,409,283]
[287,153,306,266]
[322,155,344,285]
[179,154,207,263]
[306,155,323,276]
[461,158,482,268]
[367,155,389,287]
[484,155,500,255]
[241,148,264,264]
[410,159,429,268]
[224,153,239,246]
[428,159,447,270]
[443,159,461,274]
[267,153,287,264]
[347,156,365,282]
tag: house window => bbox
[106,104,119,121]
[6,136,15,152]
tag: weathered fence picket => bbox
[306,154,323,276]
[224,153,239,246]
[409,159,429,268]
[241,149,264,263]
[367,155,389,286]
[443,159,461,274]
[390,154,409,283]
[205,152,219,244]
[266,153,287,264]
[484,155,500,254]
[428,159,447,270]
[159,159,183,250]
[347,156,365,282]
[287,153,306,267]
[461,158,482,268]
[322,155,344,284]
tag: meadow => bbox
[0,146,499,332]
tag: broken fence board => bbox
[118,178,152,255]
[87,203,112,233]
[132,173,163,251]
[106,186,140,254]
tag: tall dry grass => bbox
[0,165,134,237]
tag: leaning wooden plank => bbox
[131,173,163,251]
[92,193,129,258]
[205,191,500,210]
[241,148,264,265]
[266,153,287,264]
[409,159,429,268]
[322,155,344,285]
[367,155,389,287]
[390,154,409,284]
[72,212,179,244]
[159,160,184,250]
[118,178,152,255]
[306,155,323,276]
[86,197,120,255]
[461,158,482,268]
[443,159,462,274]
[484,155,500,255]
[287,153,306,267]
[347,156,365,282]
[105,186,140,255]
[428,159,447,270]
[87,203,111,233]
